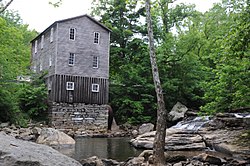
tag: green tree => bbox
[201,0,250,113]
[18,73,48,121]
[0,10,37,125]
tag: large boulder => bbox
[36,128,75,147]
[130,128,206,151]
[0,132,82,166]
[138,123,154,135]
[168,102,188,122]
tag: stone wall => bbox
[49,102,108,130]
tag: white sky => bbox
[7,0,221,32]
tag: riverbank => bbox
[0,112,249,165]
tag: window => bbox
[69,28,76,40]
[40,62,42,71]
[34,40,38,53]
[49,55,52,67]
[94,32,100,44]
[93,56,98,68]
[68,53,75,66]
[41,35,44,49]
[33,64,36,73]
[92,84,99,92]
[50,28,54,43]
[66,82,74,90]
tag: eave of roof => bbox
[30,14,111,43]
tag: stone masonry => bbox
[49,102,108,130]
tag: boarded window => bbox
[69,28,76,40]
[93,56,98,68]
[66,82,74,90]
[92,84,99,92]
[68,53,75,66]
[94,32,100,44]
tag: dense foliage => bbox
[91,0,250,124]
[0,10,48,126]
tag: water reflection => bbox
[73,137,142,161]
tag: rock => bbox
[132,130,138,137]
[173,162,182,166]
[203,129,250,160]
[0,122,10,128]
[123,157,145,166]
[18,128,34,141]
[32,127,42,139]
[138,123,154,135]
[130,128,206,151]
[194,153,227,165]
[0,132,82,166]
[165,154,187,163]
[36,128,75,147]
[102,158,122,166]
[120,123,134,131]
[168,102,188,122]
[80,156,104,166]
[139,150,154,161]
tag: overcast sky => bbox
[8,0,221,32]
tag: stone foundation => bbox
[49,102,108,130]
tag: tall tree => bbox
[145,0,167,165]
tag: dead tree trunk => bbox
[145,0,167,165]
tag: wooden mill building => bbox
[30,15,111,129]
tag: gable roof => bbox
[31,14,111,43]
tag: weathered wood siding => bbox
[56,16,110,78]
[31,15,110,104]
[31,25,57,75]
[48,74,109,104]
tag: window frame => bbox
[34,40,38,53]
[92,56,99,68]
[94,32,100,44]
[92,83,99,92]
[69,28,76,40]
[49,55,52,67]
[39,62,42,71]
[68,53,75,66]
[50,28,54,43]
[41,35,44,49]
[33,64,36,73]
[66,82,74,90]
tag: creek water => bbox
[58,137,143,161]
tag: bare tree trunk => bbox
[0,0,14,14]
[145,0,167,165]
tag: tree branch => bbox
[0,0,14,14]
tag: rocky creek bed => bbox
[0,112,249,165]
